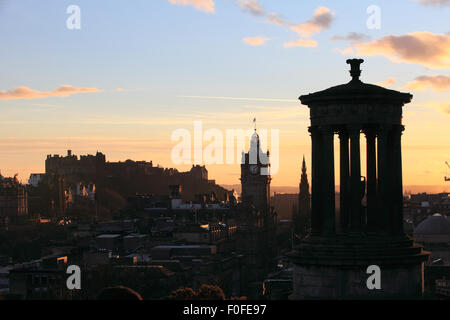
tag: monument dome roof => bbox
[299,59,412,105]
[414,214,450,235]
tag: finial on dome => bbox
[346,58,364,82]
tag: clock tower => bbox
[240,130,271,212]
[238,127,277,297]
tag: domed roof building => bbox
[414,214,450,244]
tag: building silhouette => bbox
[240,130,271,212]
[289,59,429,299]
[44,150,232,205]
[294,156,311,235]
[0,174,28,230]
[239,129,277,297]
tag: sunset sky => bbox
[0,0,449,191]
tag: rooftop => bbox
[414,214,450,235]
[300,59,412,105]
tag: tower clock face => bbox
[250,165,259,175]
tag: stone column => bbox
[348,125,362,233]
[390,124,405,235]
[320,126,336,235]
[377,124,391,234]
[365,127,377,231]
[338,129,350,231]
[309,126,322,235]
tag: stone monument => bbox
[288,59,429,299]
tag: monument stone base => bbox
[288,234,429,299]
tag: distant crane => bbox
[445,161,450,182]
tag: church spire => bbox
[299,155,309,190]
[302,155,307,175]
[296,155,311,234]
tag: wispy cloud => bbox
[0,85,102,100]
[334,47,355,55]
[113,88,146,93]
[346,32,450,69]
[414,0,450,5]
[83,105,307,127]
[0,137,172,154]
[237,0,289,26]
[236,2,334,49]
[242,36,271,46]
[189,106,309,126]
[237,0,265,16]
[81,117,193,126]
[331,32,371,44]
[177,95,298,102]
[283,6,334,48]
[265,13,288,26]
[168,0,215,13]
[377,77,396,86]
[404,75,450,91]
[290,6,335,38]
[284,39,318,48]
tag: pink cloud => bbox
[0,85,103,100]
[351,32,450,69]
[168,0,215,13]
[242,36,271,46]
[405,75,450,91]
[290,6,335,38]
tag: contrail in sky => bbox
[177,95,299,103]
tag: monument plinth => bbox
[288,59,429,299]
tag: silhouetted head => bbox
[96,286,143,300]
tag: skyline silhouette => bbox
[0,0,449,303]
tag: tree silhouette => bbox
[168,287,197,300]
[167,284,225,300]
[196,284,225,300]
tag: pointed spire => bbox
[302,155,307,174]
[299,155,309,196]
[250,117,260,150]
